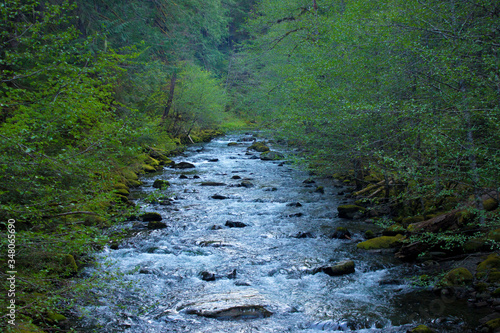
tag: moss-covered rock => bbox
[47,311,67,324]
[484,318,500,331]
[488,229,500,242]
[337,205,365,219]
[114,183,130,191]
[314,186,325,194]
[142,164,157,173]
[464,238,487,253]
[313,260,355,276]
[248,142,270,152]
[408,325,435,333]
[477,253,500,279]
[62,254,78,276]
[364,230,375,239]
[383,224,406,236]
[114,188,130,196]
[331,227,352,239]
[439,267,473,287]
[140,212,162,222]
[357,234,405,250]
[484,198,499,212]
[83,215,106,227]
[153,179,170,189]
[227,142,238,146]
[260,151,284,160]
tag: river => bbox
[77,133,479,332]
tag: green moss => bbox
[383,224,406,236]
[142,164,157,173]
[357,234,404,250]
[113,183,130,191]
[439,267,473,287]
[47,311,67,323]
[492,288,500,297]
[120,168,139,181]
[488,228,500,242]
[248,141,270,152]
[227,142,238,146]
[485,318,500,330]
[456,210,475,224]
[83,215,106,227]
[464,238,486,253]
[114,188,130,196]
[408,325,435,333]
[153,179,170,189]
[484,198,499,212]
[477,253,500,279]
[487,272,500,283]
[364,230,375,239]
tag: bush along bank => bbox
[332,170,500,330]
[0,128,224,332]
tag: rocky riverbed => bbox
[75,133,495,332]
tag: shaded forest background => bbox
[1,0,500,330]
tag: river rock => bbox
[173,161,196,169]
[313,260,355,276]
[201,181,226,186]
[292,232,313,238]
[178,289,273,320]
[153,179,170,189]
[238,180,254,188]
[231,175,242,179]
[248,142,270,152]
[211,194,228,200]
[337,205,366,219]
[179,174,188,179]
[225,221,248,228]
[208,158,219,162]
[287,202,302,207]
[331,227,352,240]
[140,212,162,222]
[260,151,284,160]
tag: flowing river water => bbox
[78,133,482,332]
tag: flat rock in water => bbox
[201,181,226,186]
[178,289,273,320]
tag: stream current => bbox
[78,133,471,332]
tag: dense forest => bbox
[1,0,500,331]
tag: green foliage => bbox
[236,0,500,221]
[165,62,228,135]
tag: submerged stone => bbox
[225,221,248,228]
[173,162,196,169]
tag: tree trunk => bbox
[162,72,177,120]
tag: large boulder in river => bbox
[313,260,355,276]
[260,151,284,161]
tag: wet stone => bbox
[211,194,228,200]
[179,289,273,320]
[225,221,248,228]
